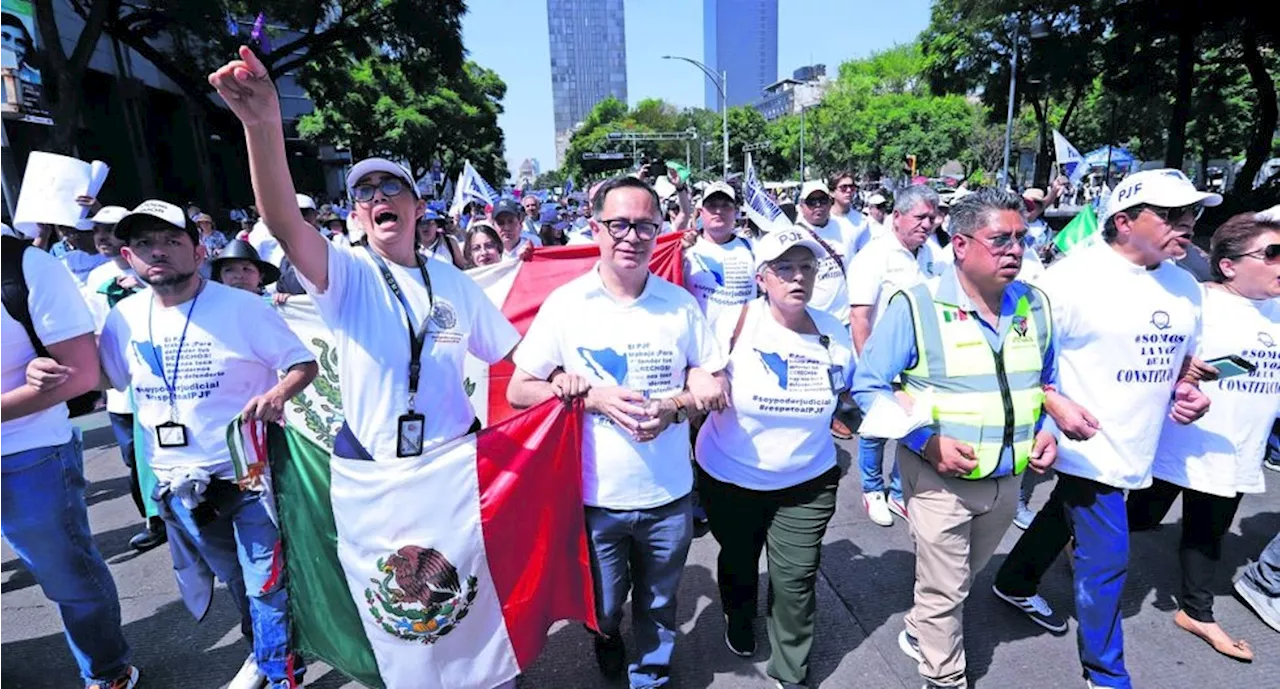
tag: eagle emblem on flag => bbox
[365,545,479,644]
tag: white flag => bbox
[743,153,790,232]
[1053,129,1085,183]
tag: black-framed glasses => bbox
[1231,243,1280,262]
[803,196,832,208]
[1139,203,1204,224]
[598,218,661,241]
[351,178,408,203]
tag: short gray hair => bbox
[893,184,940,214]
[948,188,1025,237]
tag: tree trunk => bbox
[1236,25,1277,194]
[33,0,115,155]
[1164,19,1196,170]
[1030,96,1051,188]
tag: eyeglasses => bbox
[1231,243,1280,262]
[835,184,857,192]
[1139,203,1204,224]
[965,230,1033,254]
[351,178,408,203]
[767,260,818,278]
[803,196,832,208]
[598,218,661,241]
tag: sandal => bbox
[1174,609,1254,662]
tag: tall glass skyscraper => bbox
[548,0,627,165]
[703,0,778,111]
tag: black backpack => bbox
[1,234,103,417]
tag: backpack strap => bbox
[801,224,845,274]
[728,302,750,354]
[1,235,51,358]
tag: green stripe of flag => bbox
[1052,205,1099,255]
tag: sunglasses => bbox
[597,218,661,241]
[803,196,832,208]
[351,178,408,203]
[835,184,857,192]
[1139,203,1204,224]
[1232,243,1280,262]
[965,230,1033,254]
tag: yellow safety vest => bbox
[898,282,1051,479]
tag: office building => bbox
[755,64,831,121]
[703,0,777,111]
[547,0,627,165]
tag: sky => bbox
[461,1,933,179]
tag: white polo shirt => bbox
[513,266,726,510]
[683,234,755,331]
[831,209,875,256]
[301,244,521,458]
[796,217,861,325]
[1043,241,1203,490]
[846,232,940,324]
[1152,287,1280,497]
[696,298,854,491]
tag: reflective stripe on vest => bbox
[899,282,1050,479]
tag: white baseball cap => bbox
[114,200,192,240]
[1103,168,1222,225]
[90,205,129,225]
[345,157,420,199]
[799,180,832,200]
[866,193,888,207]
[699,181,737,207]
[296,193,317,210]
[754,226,829,273]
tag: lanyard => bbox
[365,246,435,411]
[147,282,203,421]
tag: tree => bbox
[31,0,114,153]
[296,54,508,184]
[532,168,569,190]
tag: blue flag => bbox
[743,153,786,230]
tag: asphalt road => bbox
[3,414,1277,688]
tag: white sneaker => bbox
[863,491,894,526]
[228,654,268,689]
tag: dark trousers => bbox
[1126,478,1243,623]
[995,473,1132,689]
[698,465,839,685]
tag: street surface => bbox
[3,412,1277,688]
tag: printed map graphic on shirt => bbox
[132,341,165,378]
[690,254,725,286]
[577,347,627,384]
[755,349,789,388]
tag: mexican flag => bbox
[258,299,598,689]
[463,233,687,426]
[1052,204,1099,255]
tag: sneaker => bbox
[129,519,167,552]
[774,681,808,689]
[593,633,626,679]
[87,666,139,689]
[1234,577,1280,633]
[992,586,1068,634]
[888,495,909,522]
[863,491,894,527]
[724,613,756,657]
[1013,504,1036,531]
[1264,454,1280,473]
[228,654,267,689]
[898,629,922,663]
[831,417,854,440]
[1086,680,1119,689]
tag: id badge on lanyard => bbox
[149,285,203,450]
[366,246,435,457]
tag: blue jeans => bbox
[857,435,902,501]
[1,435,132,685]
[586,494,693,689]
[159,485,299,683]
[1240,533,1280,596]
[996,474,1131,689]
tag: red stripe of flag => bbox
[475,399,597,669]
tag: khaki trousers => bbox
[899,445,1018,688]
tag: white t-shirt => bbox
[501,236,541,261]
[846,232,940,324]
[423,235,457,265]
[513,267,727,510]
[696,298,854,490]
[82,260,140,415]
[1152,287,1280,497]
[796,217,860,325]
[683,234,756,331]
[99,281,315,482]
[831,210,875,257]
[301,244,520,458]
[248,221,285,267]
[1027,217,1051,252]
[60,249,109,287]
[1043,241,1203,490]
[2,247,97,455]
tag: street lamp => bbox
[1000,18,1049,189]
[664,55,729,178]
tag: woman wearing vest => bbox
[851,188,1059,689]
[1126,211,1280,662]
[695,229,854,689]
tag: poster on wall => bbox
[2,0,53,125]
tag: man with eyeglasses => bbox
[829,171,875,254]
[993,169,1218,689]
[846,184,943,525]
[851,188,1060,689]
[507,175,727,689]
